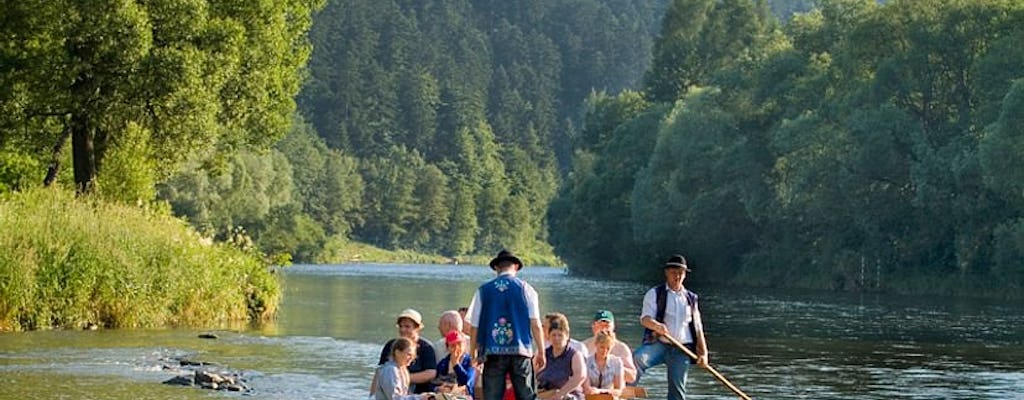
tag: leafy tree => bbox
[0,0,323,194]
[644,0,774,102]
[275,117,364,237]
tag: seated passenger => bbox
[433,310,470,361]
[537,314,586,400]
[544,312,589,359]
[581,310,637,383]
[374,337,427,400]
[581,331,625,397]
[435,330,476,399]
[373,309,437,395]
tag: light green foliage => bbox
[95,123,156,204]
[0,188,279,331]
[0,150,40,193]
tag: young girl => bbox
[374,337,426,400]
[581,331,624,398]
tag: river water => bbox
[1,263,1022,399]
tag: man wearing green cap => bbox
[582,310,638,383]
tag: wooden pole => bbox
[662,334,753,400]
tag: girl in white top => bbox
[582,331,625,397]
[374,337,426,400]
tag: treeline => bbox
[158,0,671,263]
[550,0,1024,296]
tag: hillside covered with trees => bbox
[550,0,1024,296]
[5,0,1019,299]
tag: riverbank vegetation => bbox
[0,188,278,331]
[3,0,1020,307]
[551,0,1024,297]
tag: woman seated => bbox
[374,337,427,400]
[434,330,476,399]
[581,331,625,398]
[537,314,586,400]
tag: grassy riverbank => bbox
[0,188,279,331]
[321,239,563,267]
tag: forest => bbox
[551,0,1024,296]
[3,0,1022,299]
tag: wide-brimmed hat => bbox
[662,254,691,271]
[396,308,423,327]
[489,249,523,270]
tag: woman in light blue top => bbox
[582,331,624,397]
[374,337,426,400]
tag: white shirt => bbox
[640,285,695,344]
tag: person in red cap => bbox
[435,330,477,399]
[466,249,546,400]
[632,254,709,400]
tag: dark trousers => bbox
[482,355,536,400]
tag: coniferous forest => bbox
[3,0,1024,300]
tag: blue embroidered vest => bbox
[477,274,533,357]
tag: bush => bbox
[0,188,279,331]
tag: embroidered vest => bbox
[477,274,533,357]
[641,284,699,345]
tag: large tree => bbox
[0,0,323,195]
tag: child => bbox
[374,337,426,400]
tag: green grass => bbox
[320,237,564,267]
[0,188,279,331]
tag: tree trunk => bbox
[43,123,71,187]
[71,112,96,194]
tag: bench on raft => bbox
[585,386,649,400]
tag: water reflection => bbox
[0,263,1022,400]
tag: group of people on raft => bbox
[370,250,709,400]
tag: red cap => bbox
[445,330,462,345]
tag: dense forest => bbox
[159,0,674,263]
[551,0,1024,296]
[3,0,1022,298]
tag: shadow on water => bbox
[1,263,1022,399]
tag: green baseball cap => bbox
[593,310,614,323]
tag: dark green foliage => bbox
[294,0,669,258]
[551,0,1024,297]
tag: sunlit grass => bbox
[0,188,279,331]
[320,237,563,267]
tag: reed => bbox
[0,188,279,331]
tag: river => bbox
[1,263,1022,399]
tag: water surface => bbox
[1,263,1022,399]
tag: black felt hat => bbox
[662,254,691,271]
[489,249,523,270]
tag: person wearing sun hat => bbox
[581,309,638,384]
[632,254,708,400]
[373,308,438,395]
[466,249,546,400]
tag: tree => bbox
[0,0,323,194]
[644,0,773,102]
